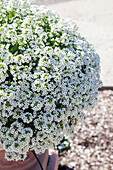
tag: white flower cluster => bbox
[0,0,102,161]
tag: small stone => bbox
[110,155,113,159]
[69,162,76,167]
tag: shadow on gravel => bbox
[58,164,73,170]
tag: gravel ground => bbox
[59,90,113,170]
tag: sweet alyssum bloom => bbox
[0,0,102,161]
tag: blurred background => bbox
[36,0,113,86]
[35,0,113,169]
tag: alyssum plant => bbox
[0,0,102,161]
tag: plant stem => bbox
[32,150,44,170]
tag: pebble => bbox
[69,162,76,167]
[59,91,113,170]
[110,155,113,159]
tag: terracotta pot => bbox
[0,149,58,170]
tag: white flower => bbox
[0,0,102,161]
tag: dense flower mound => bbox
[0,0,102,161]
